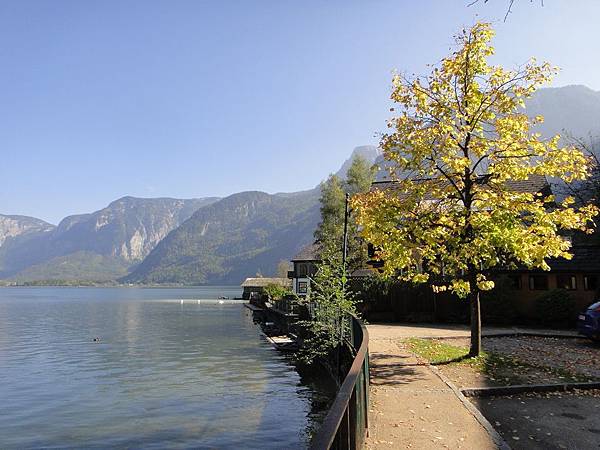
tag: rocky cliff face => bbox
[123,189,321,285]
[124,146,384,285]
[526,85,600,141]
[58,196,219,262]
[123,145,389,285]
[336,145,381,179]
[0,214,54,247]
[0,197,218,280]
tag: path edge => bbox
[461,381,600,398]
[422,358,512,450]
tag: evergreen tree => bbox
[314,174,345,259]
[346,155,377,196]
[314,156,376,271]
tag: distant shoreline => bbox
[0,281,240,288]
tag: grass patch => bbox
[404,337,470,364]
[404,337,594,385]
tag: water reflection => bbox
[0,288,334,449]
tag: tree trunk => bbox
[469,290,481,357]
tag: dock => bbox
[263,333,298,352]
[243,303,264,312]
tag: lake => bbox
[0,287,334,449]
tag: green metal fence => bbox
[310,316,369,450]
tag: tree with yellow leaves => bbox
[351,22,597,357]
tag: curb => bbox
[419,332,581,340]
[418,357,512,450]
[484,332,581,339]
[461,381,600,398]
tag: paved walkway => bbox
[365,325,499,449]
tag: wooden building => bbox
[499,245,600,317]
[288,243,320,297]
[362,176,600,322]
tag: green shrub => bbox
[263,283,291,300]
[296,260,357,365]
[534,289,576,327]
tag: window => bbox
[507,275,522,290]
[367,243,376,258]
[298,264,307,277]
[297,281,308,294]
[529,275,548,290]
[584,275,599,291]
[556,274,577,290]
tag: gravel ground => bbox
[435,335,600,382]
[472,390,600,450]
[483,335,600,379]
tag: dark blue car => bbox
[578,301,600,340]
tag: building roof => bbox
[505,175,550,194]
[240,277,292,288]
[371,175,550,196]
[291,243,321,262]
[547,245,600,273]
[498,245,600,274]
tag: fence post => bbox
[350,387,358,449]
[364,352,369,431]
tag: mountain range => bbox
[0,146,378,284]
[0,197,217,281]
[124,189,322,285]
[2,85,599,285]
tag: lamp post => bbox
[342,192,349,270]
[337,192,350,383]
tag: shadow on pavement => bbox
[369,352,428,386]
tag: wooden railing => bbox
[270,297,299,316]
[310,317,369,450]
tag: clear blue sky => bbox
[2,0,599,224]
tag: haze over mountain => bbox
[2,85,599,285]
[336,145,382,179]
[526,85,600,142]
[374,85,600,182]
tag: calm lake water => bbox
[0,287,334,449]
